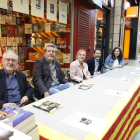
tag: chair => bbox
[64,70,80,84]
[30,77,38,102]
[31,77,38,90]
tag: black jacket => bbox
[33,57,68,99]
[86,57,103,75]
[0,69,33,109]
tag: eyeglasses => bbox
[3,58,17,63]
[47,50,56,53]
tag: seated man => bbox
[0,50,33,109]
[33,44,74,99]
[86,48,103,75]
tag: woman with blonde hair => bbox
[70,49,91,83]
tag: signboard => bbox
[126,6,138,18]
[97,11,103,21]
[92,0,102,8]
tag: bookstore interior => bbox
[0,0,72,83]
[0,0,72,139]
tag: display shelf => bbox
[26,60,35,62]
[32,31,60,38]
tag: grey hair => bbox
[45,44,57,52]
[3,50,18,60]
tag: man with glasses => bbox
[33,44,74,99]
[0,50,33,109]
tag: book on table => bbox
[1,104,36,132]
[0,121,32,140]
[33,99,63,113]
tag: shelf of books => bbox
[0,0,72,84]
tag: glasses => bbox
[3,58,17,63]
[47,50,56,53]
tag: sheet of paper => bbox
[31,0,44,18]
[47,0,57,21]
[0,0,7,9]
[136,68,140,70]
[130,72,140,75]
[59,1,67,24]
[62,111,110,137]
[120,77,140,82]
[13,0,29,14]
[103,89,132,99]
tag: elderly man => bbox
[33,44,74,99]
[0,50,33,109]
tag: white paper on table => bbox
[136,68,140,70]
[62,111,110,137]
[120,77,140,82]
[103,89,132,99]
[130,72,140,75]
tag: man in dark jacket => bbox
[0,50,33,109]
[33,44,74,99]
[86,48,103,75]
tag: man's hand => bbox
[44,92,50,97]
[2,103,16,108]
[20,96,29,105]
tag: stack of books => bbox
[1,104,39,140]
[0,121,32,140]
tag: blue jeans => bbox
[103,69,111,73]
[49,83,74,95]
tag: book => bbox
[12,37,18,47]
[33,99,63,113]
[31,38,35,47]
[22,37,26,46]
[45,23,55,32]
[32,24,39,33]
[59,24,66,32]
[55,23,61,32]
[66,24,71,30]
[63,54,70,63]
[38,23,45,33]
[1,104,35,131]
[0,122,32,140]
[6,15,12,24]
[11,15,16,25]
[19,26,24,37]
[13,26,18,37]
[27,39,31,48]
[0,9,7,15]
[7,1,13,15]
[1,25,7,36]
[1,37,7,47]
[60,38,66,48]
[34,52,40,60]
[7,25,14,37]
[7,37,12,46]
[29,52,35,61]
[1,47,7,55]
[25,24,32,34]
[16,17,21,25]
[7,47,13,50]
[36,38,41,47]
[17,37,22,46]
[0,14,6,24]
[13,46,18,55]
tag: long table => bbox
[24,66,140,140]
